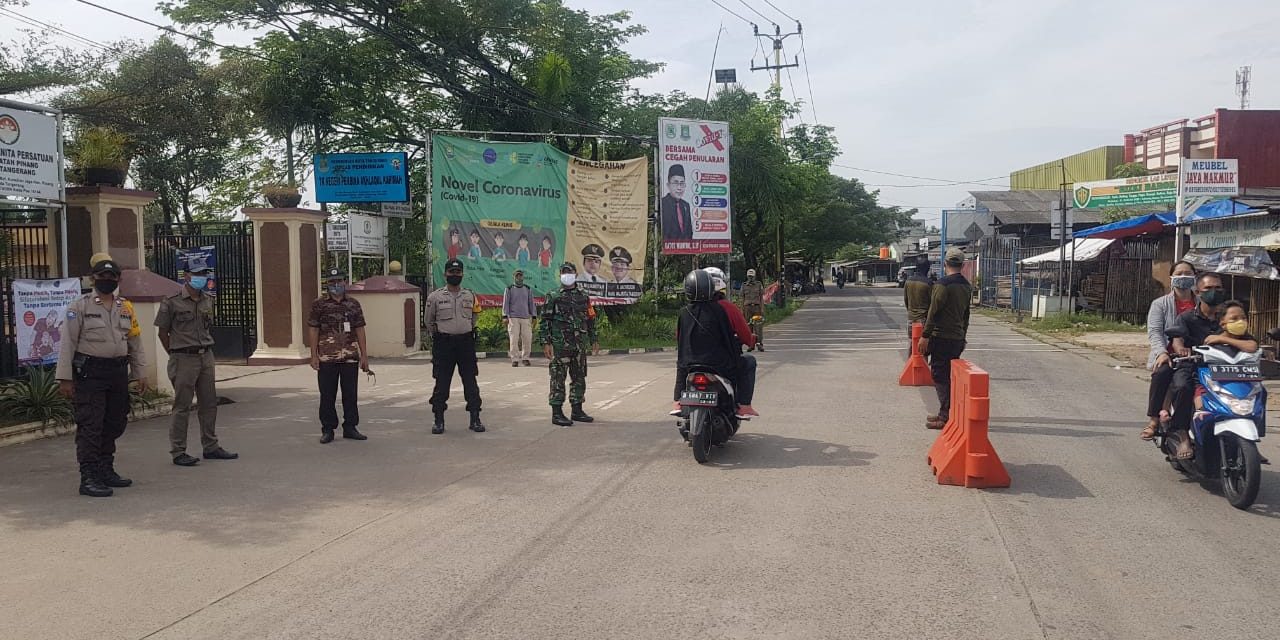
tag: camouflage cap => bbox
[560,261,578,274]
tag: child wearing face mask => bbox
[1194,300,1259,412]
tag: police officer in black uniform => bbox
[425,259,485,434]
[56,259,147,497]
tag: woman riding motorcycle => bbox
[671,269,758,418]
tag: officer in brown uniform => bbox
[426,258,485,434]
[156,262,237,466]
[308,269,371,444]
[56,259,147,498]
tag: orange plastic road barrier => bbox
[898,323,932,386]
[926,359,1011,488]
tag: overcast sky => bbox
[5,0,1280,224]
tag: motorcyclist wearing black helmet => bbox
[672,269,759,418]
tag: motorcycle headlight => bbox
[1227,397,1256,416]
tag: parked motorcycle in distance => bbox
[676,369,743,463]
[1161,341,1266,509]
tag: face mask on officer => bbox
[446,273,464,286]
[190,275,209,291]
[560,273,576,287]
[328,282,346,296]
[94,278,118,295]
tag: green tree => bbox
[58,38,257,223]
[1112,162,1148,178]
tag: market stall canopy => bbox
[1074,199,1261,239]
[1019,238,1114,264]
[1073,212,1175,239]
[1183,246,1280,280]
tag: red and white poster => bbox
[14,278,81,366]
[658,117,731,254]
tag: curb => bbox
[0,405,171,450]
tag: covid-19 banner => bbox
[430,135,648,305]
[14,278,82,366]
[658,117,731,255]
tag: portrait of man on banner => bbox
[660,164,693,241]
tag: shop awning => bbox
[1073,212,1174,239]
[1019,238,1114,264]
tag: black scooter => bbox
[677,368,743,463]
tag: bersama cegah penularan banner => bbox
[658,117,731,255]
[430,135,648,305]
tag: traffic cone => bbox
[898,322,932,386]
[927,360,1011,489]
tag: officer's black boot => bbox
[320,428,334,444]
[551,405,573,427]
[78,463,113,498]
[100,457,132,488]
[468,410,486,433]
[570,403,594,423]
[432,412,446,435]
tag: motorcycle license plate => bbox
[1209,363,1262,381]
[680,390,718,406]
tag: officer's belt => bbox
[170,346,212,354]
[433,332,474,339]
[76,353,129,367]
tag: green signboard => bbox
[1072,174,1177,209]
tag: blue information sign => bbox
[313,152,409,203]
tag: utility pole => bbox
[1057,160,1067,301]
[751,22,801,305]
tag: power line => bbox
[832,163,1009,187]
[760,0,798,22]
[0,7,114,52]
[798,31,818,122]
[71,0,276,62]
[736,0,779,27]
[708,0,756,27]
[784,63,805,125]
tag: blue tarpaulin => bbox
[1073,199,1260,239]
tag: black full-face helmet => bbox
[683,269,715,302]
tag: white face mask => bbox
[560,273,576,286]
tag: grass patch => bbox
[1028,312,1144,335]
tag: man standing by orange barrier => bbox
[903,258,933,342]
[918,247,972,430]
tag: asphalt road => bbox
[4,286,1280,639]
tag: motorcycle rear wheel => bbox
[690,409,712,464]
[1222,435,1261,510]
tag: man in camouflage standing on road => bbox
[539,261,599,426]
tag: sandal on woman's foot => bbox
[1140,421,1158,440]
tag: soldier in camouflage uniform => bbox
[307,269,371,444]
[539,261,599,426]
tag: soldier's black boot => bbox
[432,412,446,435]
[570,403,594,423]
[101,458,132,488]
[551,405,573,427]
[320,428,335,444]
[469,411,486,433]
[78,464,113,498]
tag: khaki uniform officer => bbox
[56,259,147,498]
[156,263,237,466]
[426,258,485,434]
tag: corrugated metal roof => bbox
[969,190,1103,226]
[1019,238,1114,264]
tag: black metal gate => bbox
[1,208,55,378]
[151,221,256,360]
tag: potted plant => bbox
[69,127,130,187]
[261,183,302,208]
